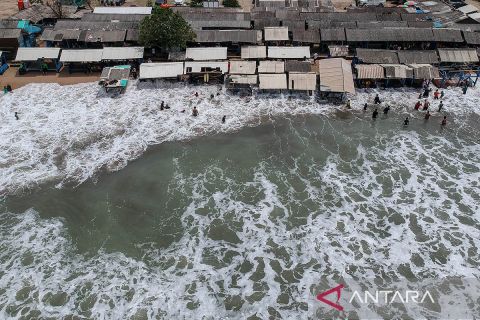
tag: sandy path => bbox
[0,66,100,90]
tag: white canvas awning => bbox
[60,49,103,62]
[458,4,478,14]
[139,62,184,79]
[259,73,287,89]
[241,46,267,59]
[184,61,229,74]
[185,47,227,61]
[288,72,317,90]
[102,47,144,60]
[408,64,440,79]
[228,74,258,85]
[93,6,152,14]
[258,60,285,73]
[229,60,256,74]
[437,48,479,63]
[268,46,310,59]
[380,64,414,79]
[318,58,355,94]
[15,47,61,61]
[355,64,384,79]
[264,27,289,41]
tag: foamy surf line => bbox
[0,80,479,196]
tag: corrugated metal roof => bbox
[397,50,439,64]
[139,62,184,79]
[432,29,463,43]
[320,28,346,42]
[82,13,148,22]
[380,64,413,79]
[356,48,399,64]
[285,60,312,72]
[102,47,144,60]
[229,60,257,74]
[0,28,22,39]
[437,48,479,63]
[288,72,316,90]
[60,49,103,62]
[268,46,310,59]
[189,20,252,30]
[408,64,440,79]
[264,27,289,41]
[346,28,434,42]
[259,73,287,89]
[462,31,480,44]
[292,29,320,43]
[82,30,126,43]
[194,30,261,44]
[241,46,267,59]
[318,58,355,94]
[185,47,227,61]
[356,64,384,79]
[93,7,152,15]
[126,29,140,42]
[356,21,408,28]
[184,61,229,74]
[258,60,285,73]
[15,47,61,61]
[328,45,349,57]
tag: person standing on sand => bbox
[192,106,198,117]
[441,116,447,126]
[374,94,381,104]
[363,103,368,111]
[372,108,378,119]
[434,89,440,99]
[345,99,351,109]
[462,85,468,95]
[222,115,226,123]
[440,90,445,99]
[424,111,431,120]
[438,101,444,112]
[15,112,19,120]
[404,117,409,126]
[195,92,199,97]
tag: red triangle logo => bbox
[316,284,344,311]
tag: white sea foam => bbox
[1,81,480,196]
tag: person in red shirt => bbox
[414,101,422,110]
[434,89,440,100]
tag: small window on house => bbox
[186,67,192,73]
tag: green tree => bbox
[223,0,240,7]
[139,7,196,50]
[190,0,203,7]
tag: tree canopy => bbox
[139,7,195,50]
[223,0,240,7]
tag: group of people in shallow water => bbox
[361,87,448,127]
[159,92,227,124]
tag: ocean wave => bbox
[0,81,479,197]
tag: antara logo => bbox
[317,283,436,311]
[316,284,345,311]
